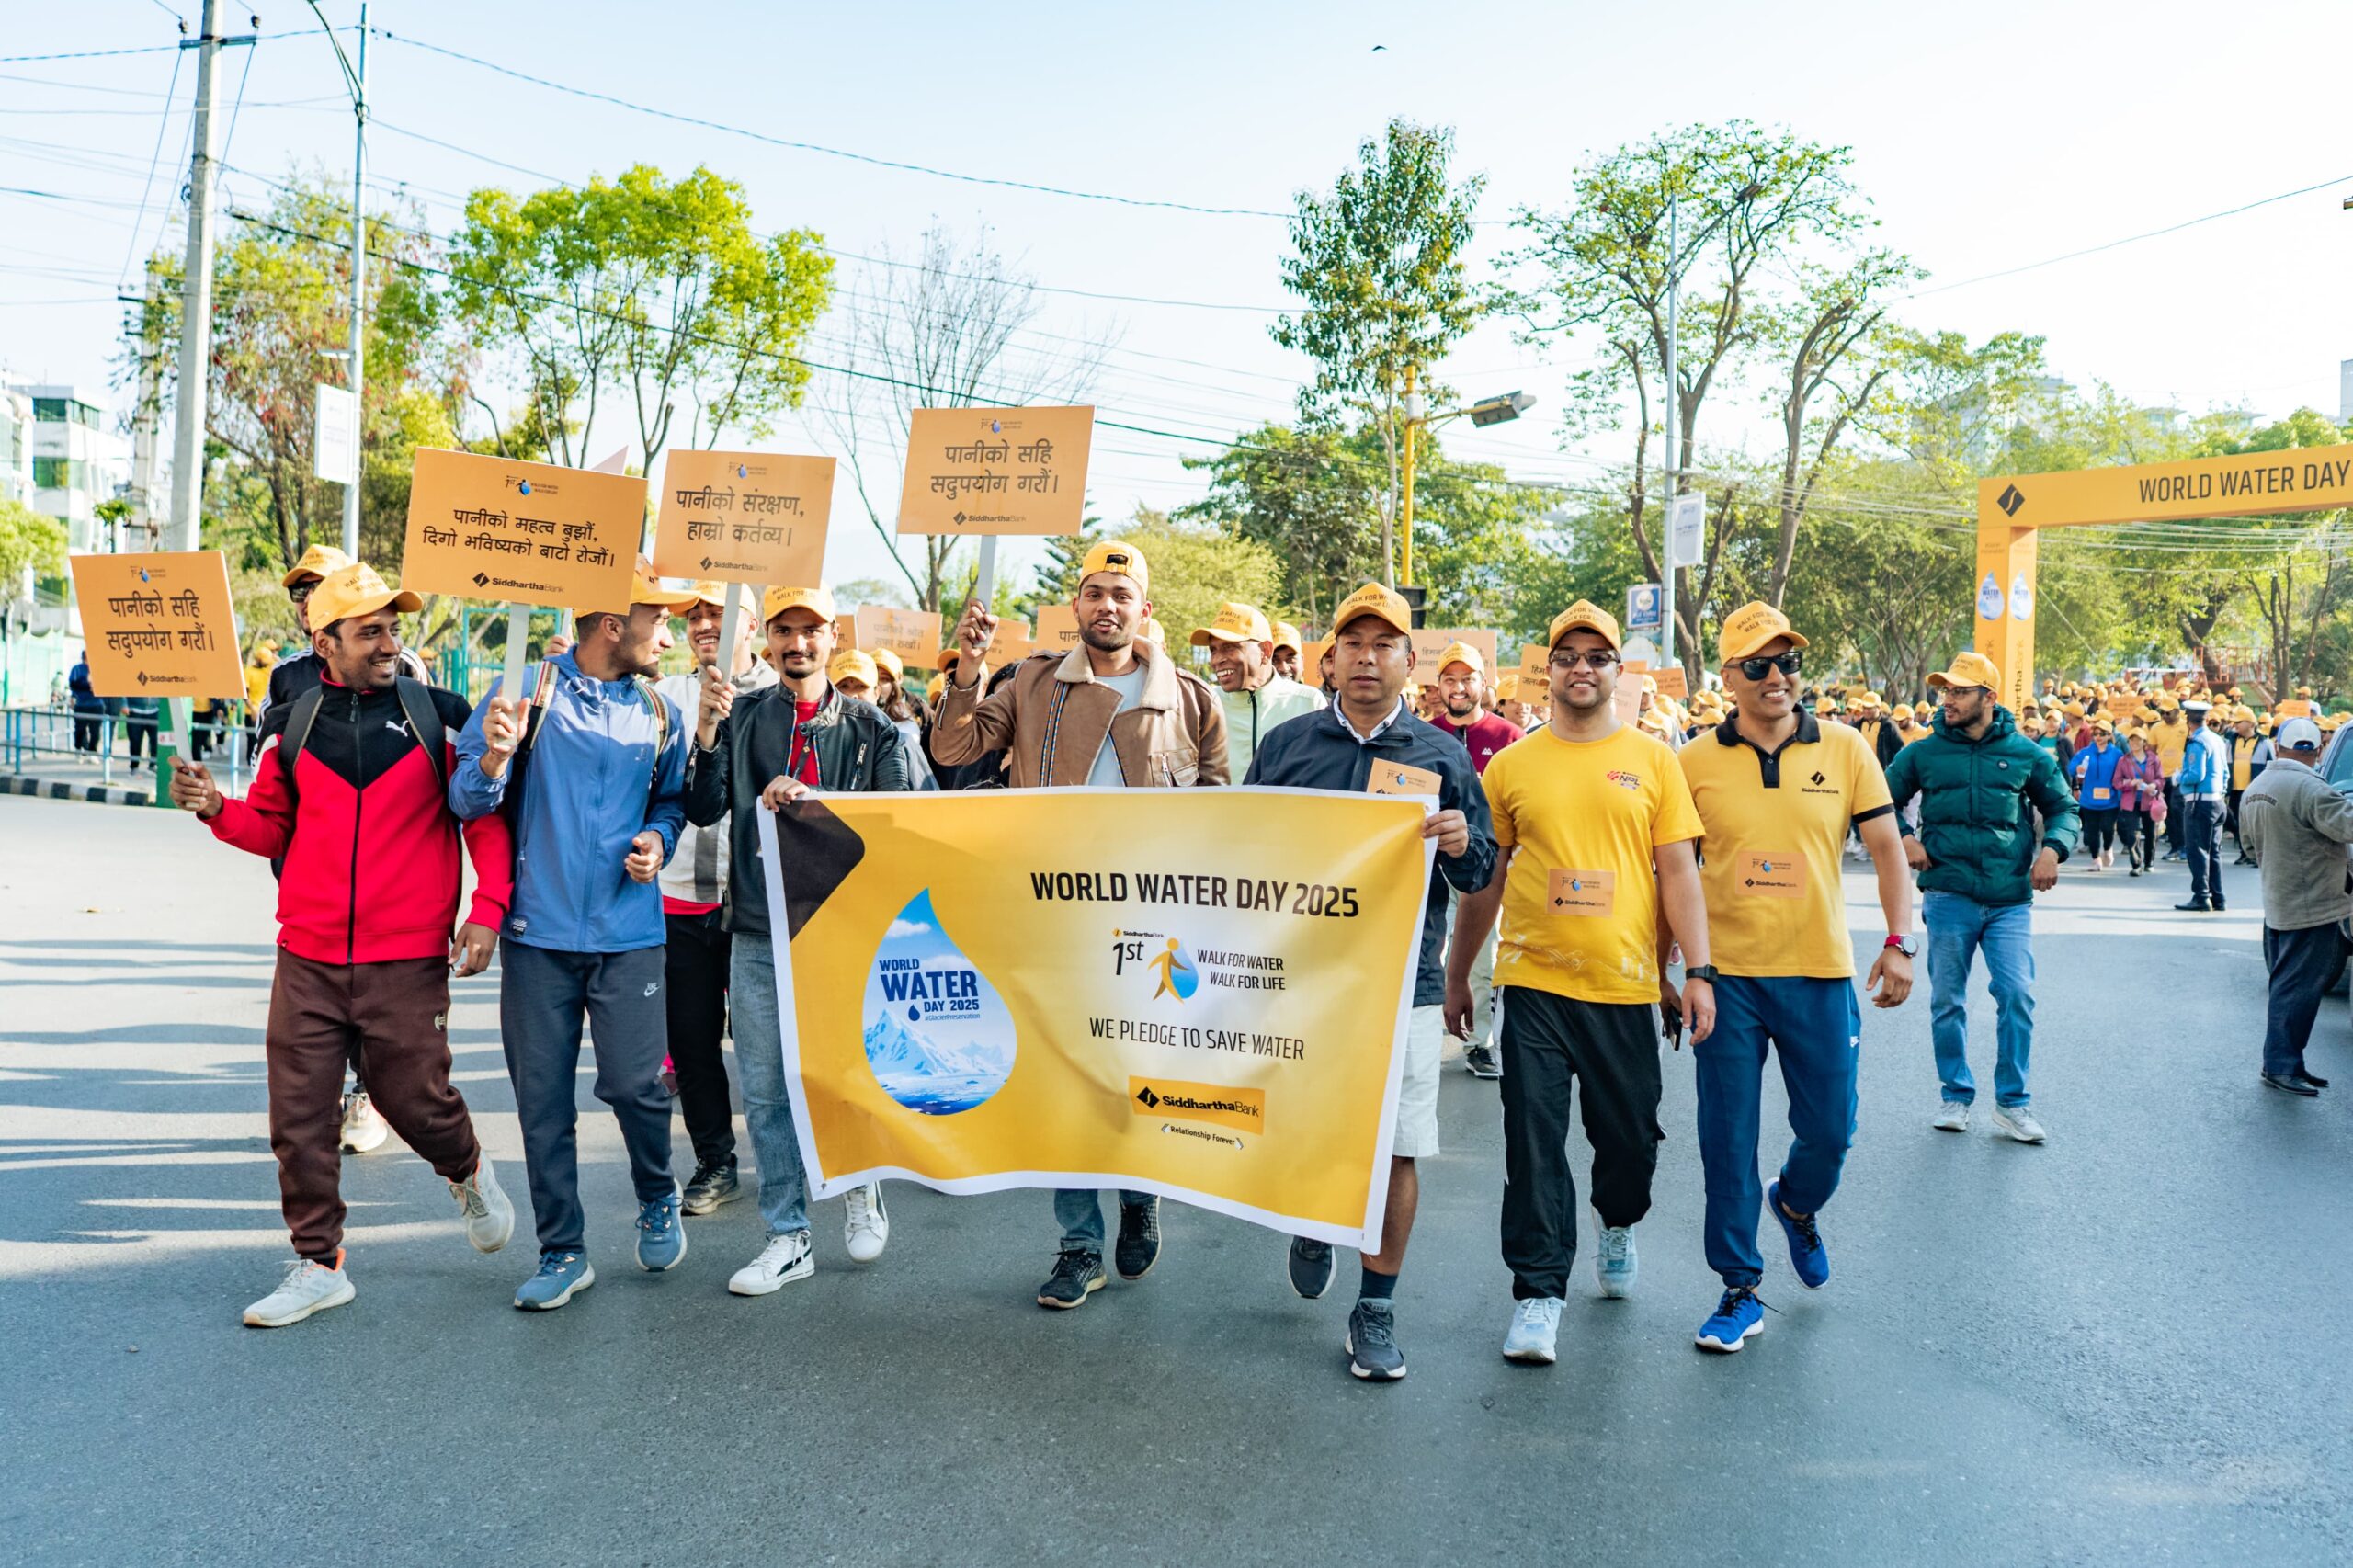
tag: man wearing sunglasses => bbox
[1446,600,1712,1367]
[1677,603,1915,1353]
[1883,652,2078,1144]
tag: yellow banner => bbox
[1980,444,2353,528]
[756,789,1434,1245]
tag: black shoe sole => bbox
[2263,1074,2321,1096]
[1037,1275,1106,1309]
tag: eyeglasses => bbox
[1736,651,1802,680]
[1548,649,1619,671]
[287,583,316,604]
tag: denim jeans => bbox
[1923,891,2037,1108]
[727,937,809,1238]
[1054,1188,1152,1253]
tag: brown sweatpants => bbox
[267,949,482,1261]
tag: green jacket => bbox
[1884,704,2079,907]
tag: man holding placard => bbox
[450,562,699,1311]
[1242,582,1494,1381]
[936,540,1229,1309]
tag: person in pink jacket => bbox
[2113,732,2167,876]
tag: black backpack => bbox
[276,676,449,815]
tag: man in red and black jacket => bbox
[168,562,518,1330]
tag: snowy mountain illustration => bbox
[860,888,1017,1116]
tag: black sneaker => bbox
[1115,1198,1162,1280]
[2263,1072,2320,1096]
[1037,1249,1106,1309]
[680,1160,741,1216]
[1288,1234,1336,1299]
[1346,1299,1406,1381]
[1463,1043,1502,1080]
[2296,1071,2331,1090]
[2175,900,2213,912]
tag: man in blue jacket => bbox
[1244,582,1495,1382]
[452,564,700,1310]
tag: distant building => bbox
[0,388,32,507]
[6,382,131,551]
[2340,358,2352,426]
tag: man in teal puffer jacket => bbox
[1883,651,2080,1145]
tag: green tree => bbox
[1273,120,1484,583]
[0,498,68,586]
[1181,422,1382,625]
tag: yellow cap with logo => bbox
[307,562,422,629]
[1927,651,2001,691]
[1189,601,1272,646]
[1078,540,1149,592]
[1717,600,1807,665]
[1270,621,1303,655]
[762,584,838,625]
[1547,598,1621,652]
[1436,641,1484,676]
[282,542,354,589]
[1331,583,1415,639]
[578,557,702,619]
[826,648,878,689]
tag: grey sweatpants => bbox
[499,940,674,1255]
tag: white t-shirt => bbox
[1086,666,1147,787]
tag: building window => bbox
[29,399,97,428]
[33,457,82,490]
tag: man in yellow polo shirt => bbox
[2152,695,2189,860]
[1445,599,1712,1367]
[1676,603,1915,1354]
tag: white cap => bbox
[2277,716,2323,751]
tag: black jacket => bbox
[686,685,913,935]
[1245,700,1497,1007]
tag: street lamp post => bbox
[1396,382,1537,588]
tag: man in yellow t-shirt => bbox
[1445,598,1711,1367]
[2152,697,2190,861]
[1676,602,1916,1353]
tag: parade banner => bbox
[897,406,1094,536]
[854,607,945,667]
[400,448,641,609]
[649,449,833,585]
[67,550,244,697]
[756,789,1436,1245]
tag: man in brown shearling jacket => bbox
[934,539,1228,1309]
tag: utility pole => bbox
[338,2,369,556]
[127,277,164,553]
[1659,191,1679,672]
[165,0,225,555]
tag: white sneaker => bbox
[449,1153,516,1254]
[1595,1224,1638,1298]
[1991,1103,2047,1143]
[339,1091,389,1153]
[1932,1099,1971,1132]
[728,1230,814,1296]
[843,1181,890,1264]
[1502,1297,1563,1364]
[243,1256,356,1327]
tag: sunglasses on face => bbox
[287,583,317,604]
[1548,649,1619,671]
[1737,651,1802,680]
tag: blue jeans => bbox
[1923,892,2036,1108]
[727,938,809,1238]
[1694,976,1860,1290]
[1054,1188,1152,1253]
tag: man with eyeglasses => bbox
[1676,604,1914,1353]
[1446,600,1713,1367]
[1883,652,2078,1144]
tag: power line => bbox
[114,46,186,292]
[0,43,186,62]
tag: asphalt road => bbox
[4,792,2348,1567]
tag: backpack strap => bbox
[393,676,447,792]
[497,661,558,824]
[275,687,327,818]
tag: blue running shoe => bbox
[1767,1177,1828,1290]
[636,1187,688,1272]
[515,1251,595,1312]
[1696,1287,1763,1353]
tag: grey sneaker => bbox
[1596,1225,1637,1298]
[448,1153,516,1254]
[1346,1299,1406,1381]
[1502,1297,1563,1364]
[1932,1099,1971,1132]
[680,1160,741,1216]
[1287,1234,1336,1300]
[243,1256,356,1328]
[1463,1043,1503,1079]
[1991,1103,2047,1143]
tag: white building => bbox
[2340,358,2352,426]
[6,382,131,551]
[0,388,32,507]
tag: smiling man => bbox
[1190,600,1323,778]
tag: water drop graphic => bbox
[863,889,1015,1116]
[518,480,532,495]
[736,463,748,479]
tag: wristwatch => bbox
[1683,964,1721,984]
[1885,935,1918,957]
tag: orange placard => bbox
[1651,665,1688,699]
[650,449,833,585]
[834,614,858,648]
[68,551,245,699]
[1518,645,1548,679]
[1302,639,1334,688]
[1409,628,1499,676]
[1613,661,1648,724]
[984,633,1040,669]
[855,607,945,666]
[897,406,1094,537]
[1033,603,1083,653]
[401,448,642,609]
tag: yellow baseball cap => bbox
[1331,583,1415,639]
[1717,600,1807,664]
[2156,693,2180,711]
[1271,621,1303,655]
[762,584,839,624]
[1436,641,1485,676]
[1893,702,1915,721]
[1079,540,1149,592]
[579,557,702,619]
[1861,690,1883,708]
[2063,701,2086,717]
[1495,672,1520,701]
[826,648,878,689]
[1547,598,1622,652]
[871,648,904,682]
[683,579,730,610]
[1189,601,1272,647]
[1927,651,2001,691]
[282,542,354,588]
[307,562,421,629]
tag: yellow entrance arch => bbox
[1975,442,2353,709]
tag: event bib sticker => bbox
[401,448,641,609]
[1366,761,1441,798]
[650,449,833,585]
[67,550,244,697]
[1736,851,1805,899]
[1547,868,1616,916]
[757,789,1434,1247]
[897,406,1095,536]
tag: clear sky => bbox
[5,0,2348,596]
